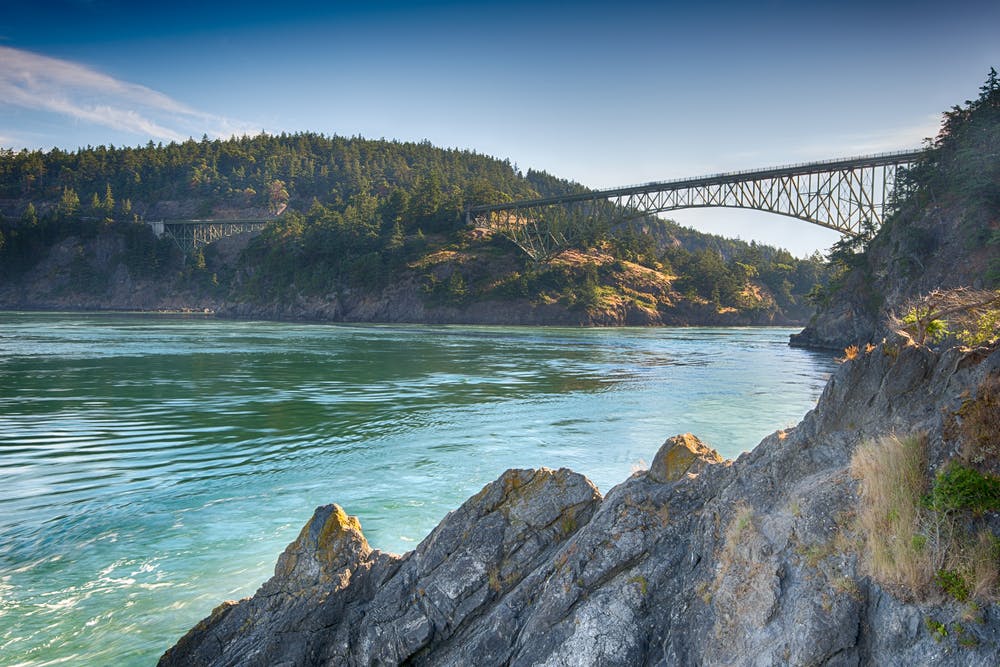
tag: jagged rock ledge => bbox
[162,341,1000,666]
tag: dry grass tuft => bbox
[851,434,935,595]
[958,374,1000,469]
[969,530,1000,601]
[852,433,1000,603]
[839,345,860,362]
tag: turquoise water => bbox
[0,313,836,665]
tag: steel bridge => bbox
[149,219,270,256]
[467,149,923,261]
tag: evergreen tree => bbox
[386,220,405,252]
[102,183,115,216]
[21,202,37,226]
[58,187,80,218]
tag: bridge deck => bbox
[468,149,923,214]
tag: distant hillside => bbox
[0,133,831,325]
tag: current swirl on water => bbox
[0,313,835,666]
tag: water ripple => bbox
[0,313,835,666]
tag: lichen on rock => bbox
[647,432,725,483]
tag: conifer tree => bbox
[58,187,80,218]
[102,184,115,217]
[21,202,37,226]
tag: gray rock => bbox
[162,342,1000,666]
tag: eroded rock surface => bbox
[162,342,1000,666]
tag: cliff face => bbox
[790,200,998,350]
[161,339,1000,666]
[793,72,999,350]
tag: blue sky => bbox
[2,0,998,255]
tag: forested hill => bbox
[0,133,830,325]
[0,134,566,222]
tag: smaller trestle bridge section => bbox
[149,219,270,256]
[467,149,923,261]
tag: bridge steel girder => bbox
[468,150,922,261]
[157,220,270,256]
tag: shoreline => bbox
[0,305,812,331]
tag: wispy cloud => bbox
[0,46,254,144]
[794,115,942,158]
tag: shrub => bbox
[900,309,949,344]
[892,288,1000,346]
[956,308,1000,346]
[934,569,971,602]
[852,433,1000,602]
[924,616,949,641]
[924,462,1000,515]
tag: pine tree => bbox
[102,183,115,216]
[21,202,37,226]
[387,220,405,252]
[58,187,80,218]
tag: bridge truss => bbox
[150,219,270,257]
[467,149,923,261]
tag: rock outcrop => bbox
[792,71,999,351]
[789,199,998,350]
[162,340,1000,666]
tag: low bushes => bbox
[851,433,1000,602]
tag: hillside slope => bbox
[0,135,829,325]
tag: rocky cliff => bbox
[160,336,1000,666]
[792,71,999,350]
[789,196,998,350]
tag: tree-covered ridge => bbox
[812,70,999,301]
[0,132,831,324]
[0,132,582,222]
[899,67,1000,223]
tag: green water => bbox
[0,313,836,665]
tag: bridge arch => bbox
[468,150,922,261]
[148,219,270,257]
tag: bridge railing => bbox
[610,148,925,192]
[468,148,925,214]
